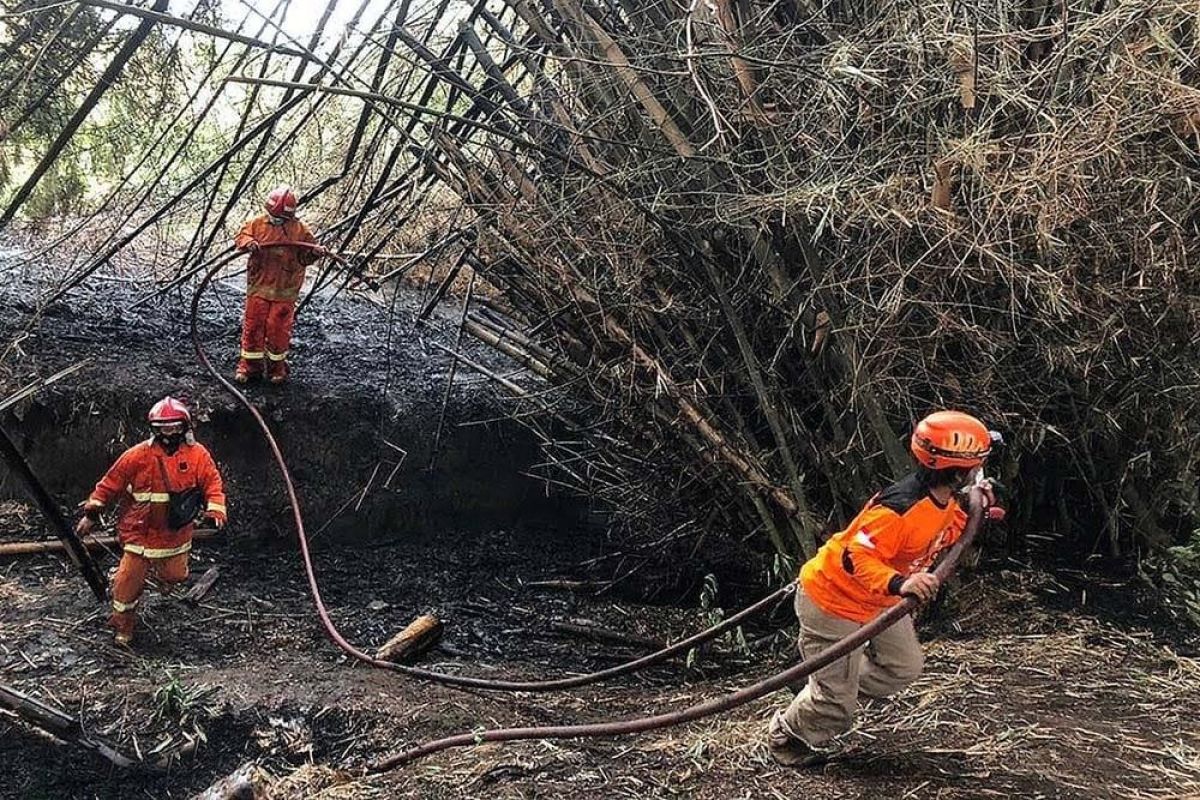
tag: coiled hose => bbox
[191,243,795,692]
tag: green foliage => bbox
[21,158,86,218]
[1147,531,1200,627]
[685,573,752,670]
[151,669,216,743]
[0,2,185,219]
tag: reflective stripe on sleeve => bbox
[206,502,226,514]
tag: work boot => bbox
[109,612,136,647]
[267,359,289,385]
[768,711,833,768]
[235,360,262,384]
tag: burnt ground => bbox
[0,250,1198,799]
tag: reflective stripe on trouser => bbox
[240,295,296,373]
[108,551,191,638]
[779,589,924,746]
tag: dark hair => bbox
[916,465,970,489]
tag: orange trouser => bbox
[239,295,296,377]
[108,551,190,638]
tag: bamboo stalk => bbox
[0,530,219,557]
[552,0,696,158]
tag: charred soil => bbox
[0,270,1197,800]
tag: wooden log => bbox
[184,568,221,606]
[0,682,136,769]
[374,615,443,663]
[0,529,219,557]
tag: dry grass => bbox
[277,573,1200,800]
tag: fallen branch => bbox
[0,529,219,557]
[0,682,135,769]
[549,620,666,651]
[0,360,90,412]
[184,567,221,606]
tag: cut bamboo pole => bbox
[374,615,444,663]
[75,0,312,58]
[552,0,696,158]
[0,530,219,557]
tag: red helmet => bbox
[265,184,298,218]
[910,410,993,470]
[148,396,191,428]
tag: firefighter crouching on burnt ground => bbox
[75,397,226,646]
[233,183,328,385]
[768,410,1006,767]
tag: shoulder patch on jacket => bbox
[875,473,927,515]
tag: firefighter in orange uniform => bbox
[768,411,1005,766]
[233,184,326,384]
[75,397,226,645]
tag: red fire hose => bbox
[192,247,794,692]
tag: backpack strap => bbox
[154,455,176,494]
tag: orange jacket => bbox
[234,215,319,302]
[83,439,226,558]
[800,473,966,623]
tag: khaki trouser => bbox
[780,589,924,746]
[108,552,190,639]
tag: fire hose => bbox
[193,243,989,771]
[192,244,795,692]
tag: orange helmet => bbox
[910,410,993,470]
[265,184,298,218]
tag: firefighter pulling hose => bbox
[233,185,322,385]
[369,414,1006,772]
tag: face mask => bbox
[268,214,287,226]
[155,432,185,453]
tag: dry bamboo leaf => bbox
[811,310,831,355]
[932,160,957,212]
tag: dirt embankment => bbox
[0,268,590,543]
